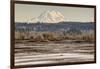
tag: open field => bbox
[15,40,94,66]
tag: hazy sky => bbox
[15,3,94,22]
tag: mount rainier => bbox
[30,10,65,23]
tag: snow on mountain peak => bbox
[30,10,65,23]
[38,10,64,23]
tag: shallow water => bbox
[15,41,95,66]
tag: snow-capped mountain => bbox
[30,10,65,23]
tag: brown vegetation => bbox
[15,31,94,43]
